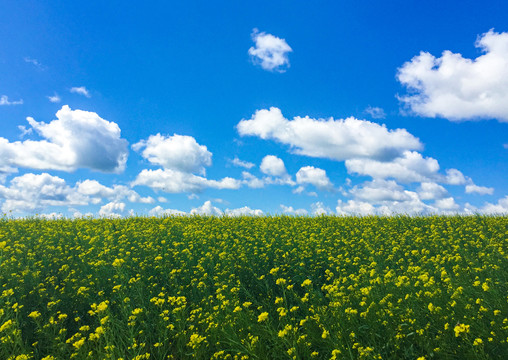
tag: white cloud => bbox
[99,201,125,218]
[465,184,494,195]
[24,57,45,69]
[47,93,61,103]
[311,202,330,215]
[0,166,17,183]
[337,192,433,216]
[260,155,287,177]
[132,168,240,193]
[398,30,508,122]
[345,151,440,183]
[76,179,154,204]
[18,125,32,138]
[280,204,308,215]
[0,95,23,106]
[339,178,443,215]
[230,157,255,169]
[292,186,305,194]
[417,182,448,200]
[133,134,212,174]
[70,86,91,98]
[350,179,412,203]
[0,173,88,214]
[0,105,128,173]
[469,196,508,214]
[434,197,460,210]
[241,172,266,188]
[148,205,186,217]
[248,29,292,72]
[225,206,264,217]
[364,106,386,119]
[444,168,467,185]
[157,196,168,203]
[336,200,375,216]
[237,107,422,162]
[0,173,155,215]
[296,166,333,191]
[190,200,223,216]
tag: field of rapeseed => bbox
[0,215,506,360]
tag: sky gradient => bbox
[1,0,507,217]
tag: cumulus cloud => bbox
[364,106,386,119]
[70,86,91,98]
[434,197,460,211]
[47,93,61,103]
[398,30,508,122]
[311,202,330,215]
[99,201,126,218]
[225,206,264,217]
[0,173,154,215]
[133,134,212,175]
[0,173,88,214]
[336,200,375,216]
[280,204,308,215]
[0,95,23,106]
[237,107,422,162]
[345,151,440,183]
[260,155,287,177]
[467,196,508,214]
[76,179,154,204]
[148,205,186,217]
[337,194,433,216]
[241,172,266,189]
[248,29,292,72]
[339,179,441,215]
[349,179,412,203]
[0,105,128,173]
[417,182,448,200]
[132,133,243,194]
[444,168,467,185]
[465,184,494,195]
[296,166,333,191]
[230,157,255,169]
[132,169,240,193]
[190,200,223,216]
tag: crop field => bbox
[0,215,506,360]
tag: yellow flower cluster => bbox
[0,215,506,359]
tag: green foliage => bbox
[0,215,507,359]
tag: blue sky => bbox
[1,0,507,217]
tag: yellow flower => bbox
[276,278,286,285]
[112,258,125,267]
[257,312,269,322]
[96,301,109,313]
[454,323,470,337]
[473,338,483,346]
[322,329,329,339]
[73,338,86,349]
[0,319,13,332]
[28,311,41,319]
[301,279,312,287]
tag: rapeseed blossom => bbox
[0,215,505,359]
